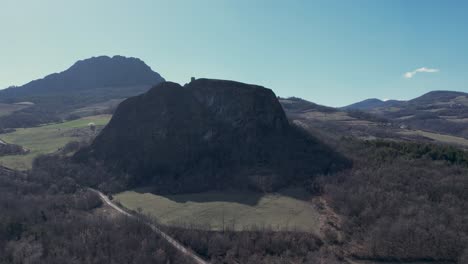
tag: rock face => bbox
[79,79,347,193]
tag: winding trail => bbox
[90,189,209,264]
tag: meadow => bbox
[0,115,111,170]
[398,129,468,148]
[115,188,321,234]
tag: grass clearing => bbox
[398,129,468,148]
[115,188,321,234]
[0,115,111,170]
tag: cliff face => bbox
[79,79,347,193]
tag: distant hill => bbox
[0,56,164,128]
[77,79,349,193]
[0,55,164,99]
[279,97,337,113]
[342,98,404,110]
[407,90,467,105]
[343,90,468,139]
[344,90,468,112]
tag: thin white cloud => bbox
[403,67,439,79]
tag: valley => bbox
[0,59,467,264]
[3,2,468,263]
[0,114,110,170]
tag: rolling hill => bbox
[342,90,468,139]
[280,96,468,150]
[341,98,403,110]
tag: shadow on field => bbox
[134,187,310,206]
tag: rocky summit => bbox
[78,79,347,193]
[0,55,164,98]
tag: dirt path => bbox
[90,189,209,264]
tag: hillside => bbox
[0,56,164,128]
[0,55,164,99]
[280,96,468,150]
[342,98,387,110]
[342,90,468,139]
[77,79,349,193]
[0,115,111,170]
[409,90,468,104]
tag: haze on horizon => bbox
[1,0,467,107]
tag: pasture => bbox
[0,115,111,170]
[398,129,468,148]
[115,188,321,234]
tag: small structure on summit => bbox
[88,122,96,134]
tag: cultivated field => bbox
[115,188,321,234]
[0,115,111,170]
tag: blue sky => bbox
[1,0,467,106]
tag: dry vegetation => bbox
[0,165,192,264]
[1,96,468,263]
[319,138,468,263]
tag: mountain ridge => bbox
[0,55,164,100]
[0,55,165,128]
[343,90,468,110]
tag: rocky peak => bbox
[78,79,348,193]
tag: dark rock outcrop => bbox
[78,79,348,193]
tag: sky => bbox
[1,0,467,107]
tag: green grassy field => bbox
[0,115,111,170]
[115,188,321,234]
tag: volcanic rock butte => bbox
[80,79,348,193]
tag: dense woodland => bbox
[0,163,191,264]
[320,138,468,263]
[126,138,466,264]
[1,153,345,264]
[0,142,27,156]
[163,227,341,264]
[2,126,468,263]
